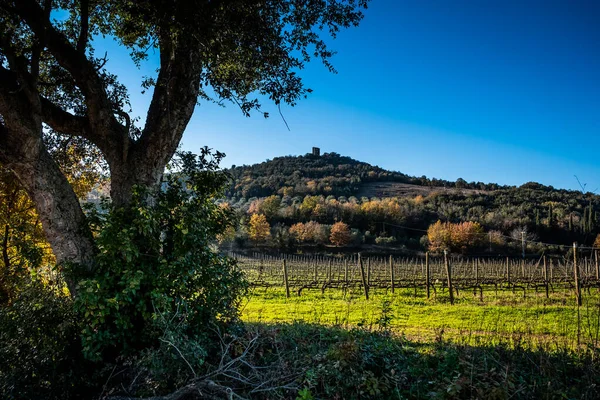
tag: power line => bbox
[379,221,600,251]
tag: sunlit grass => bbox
[241,284,600,351]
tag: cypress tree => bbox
[569,213,573,232]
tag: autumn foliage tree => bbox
[330,222,352,247]
[427,220,484,253]
[427,221,452,252]
[289,221,328,244]
[452,221,484,252]
[248,214,271,243]
[0,167,52,303]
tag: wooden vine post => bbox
[594,250,600,280]
[283,258,290,298]
[475,257,479,285]
[573,243,582,306]
[358,254,369,300]
[344,258,348,285]
[543,255,549,299]
[328,258,332,282]
[389,255,395,294]
[425,252,430,299]
[444,250,454,305]
[367,257,371,286]
[506,257,511,285]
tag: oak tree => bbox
[0,0,369,290]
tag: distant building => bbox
[312,147,321,156]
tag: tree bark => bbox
[0,68,95,294]
[104,33,203,205]
[107,146,166,206]
[6,144,96,281]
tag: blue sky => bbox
[96,0,600,191]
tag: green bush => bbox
[0,281,96,400]
[75,150,248,362]
[375,235,396,245]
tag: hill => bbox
[356,181,484,198]
[225,152,502,199]
[222,152,600,253]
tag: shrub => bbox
[375,236,396,245]
[74,151,248,362]
[0,281,96,399]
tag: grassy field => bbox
[241,285,600,351]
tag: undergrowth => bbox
[259,322,600,399]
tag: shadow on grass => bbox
[239,321,599,399]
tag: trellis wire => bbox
[228,251,600,300]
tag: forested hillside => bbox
[223,153,600,253]
[226,152,506,198]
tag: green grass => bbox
[241,285,600,351]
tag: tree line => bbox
[221,181,600,254]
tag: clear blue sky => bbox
[96,0,600,191]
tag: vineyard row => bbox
[229,251,600,303]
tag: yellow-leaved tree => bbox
[594,234,600,249]
[427,220,484,253]
[248,214,271,242]
[427,220,452,252]
[451,221,484,253]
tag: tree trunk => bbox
[0,75,95,295]
[2,143,95,294]
[107,146,168,207]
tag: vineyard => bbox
[231,251,600,302]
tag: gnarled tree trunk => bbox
[0,69,95,294]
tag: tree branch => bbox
[12,0,126,145]
[0,36,36,100]
[77,0,89,54]
[137,32,203,169]
[30,0,52,84]
[0,65,20,93]
[39,96,92,139]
